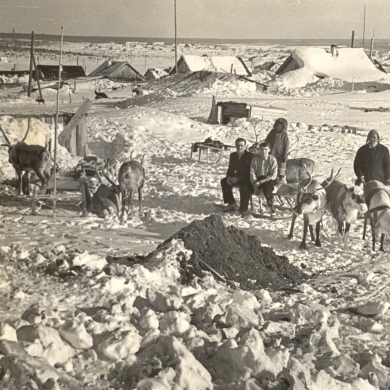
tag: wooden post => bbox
[27,31,34,97]
[370,37,374,59]
[351,30,355,48]
[32,55,43,101]
[53,27,64,220]
[370,29,375,59]
[174,0,177,74]
[363,4,366,48]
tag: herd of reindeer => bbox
[1,124,390,253]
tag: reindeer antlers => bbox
[322,167,342,189]
[301,162,313,193]
[0,125,11,146]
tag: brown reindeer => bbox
[0,123,51,195]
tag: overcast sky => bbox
[1,0,390,40]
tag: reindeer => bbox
[0,124,51,196]
[363,180,390,252]
[323,179,367,250]
[288,165,340,250]
[118,152,145,221]
[95,90,109,99]
[285,158,316,184]
[80,160,121,217]
[255,157,316,214]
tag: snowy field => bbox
[1,40,390,389]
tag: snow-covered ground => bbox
[1,41,390,389]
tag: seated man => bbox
[220,138,254,215]
[250,142,278,215]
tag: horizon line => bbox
[0,32,387,42]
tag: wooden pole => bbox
[351,30,355,48]
[370,38,374,59]
[174,0,177,74]
[32,55,43,101]
[27,31,34,97]
[370,29,375,59]
[53,26,64,220]
[363,4,366,48]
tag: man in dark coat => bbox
[265,118,290,183]
[354,129,390,186]
[220,138,254,215]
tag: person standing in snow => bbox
[264,118,290,183]
[220,138,254,216]
[250,142,278,215]
[354,129,390,186]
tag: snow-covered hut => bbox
[276,47,387,82]
[144,68,170,80]
[89,60,144,81]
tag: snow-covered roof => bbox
[279,47,388,83]
[88,60,144,79]
[172,55,251,76]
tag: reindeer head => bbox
[1,120,31,163]
[295,166,341,215]
[346,185,367,214]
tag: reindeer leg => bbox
[371,221,376,251]
[15,167,23,195]
[380,233,385,252]
[300,217,308,250]
[128,191,133,219]
[344,222,351,251]
[288,213,297,240]
[362,213,368,240]
[121,190,126,222]
[315,221,321,247]
[337,220,343,248]
[138,187,142,212]
[309,225,315,242]
[35,170,47,195]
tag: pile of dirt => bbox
[148,214,307,291]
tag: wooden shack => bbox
[36,65,86,80]
[216,101,251,125]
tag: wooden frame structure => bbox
[190,143,234,164]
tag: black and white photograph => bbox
[0,0,390,388]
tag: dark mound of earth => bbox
[149,214,307,291]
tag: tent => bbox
[89,60,144,81]
[170,55,251,76]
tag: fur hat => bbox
[366,129,380,143]
[273,118,288,132]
